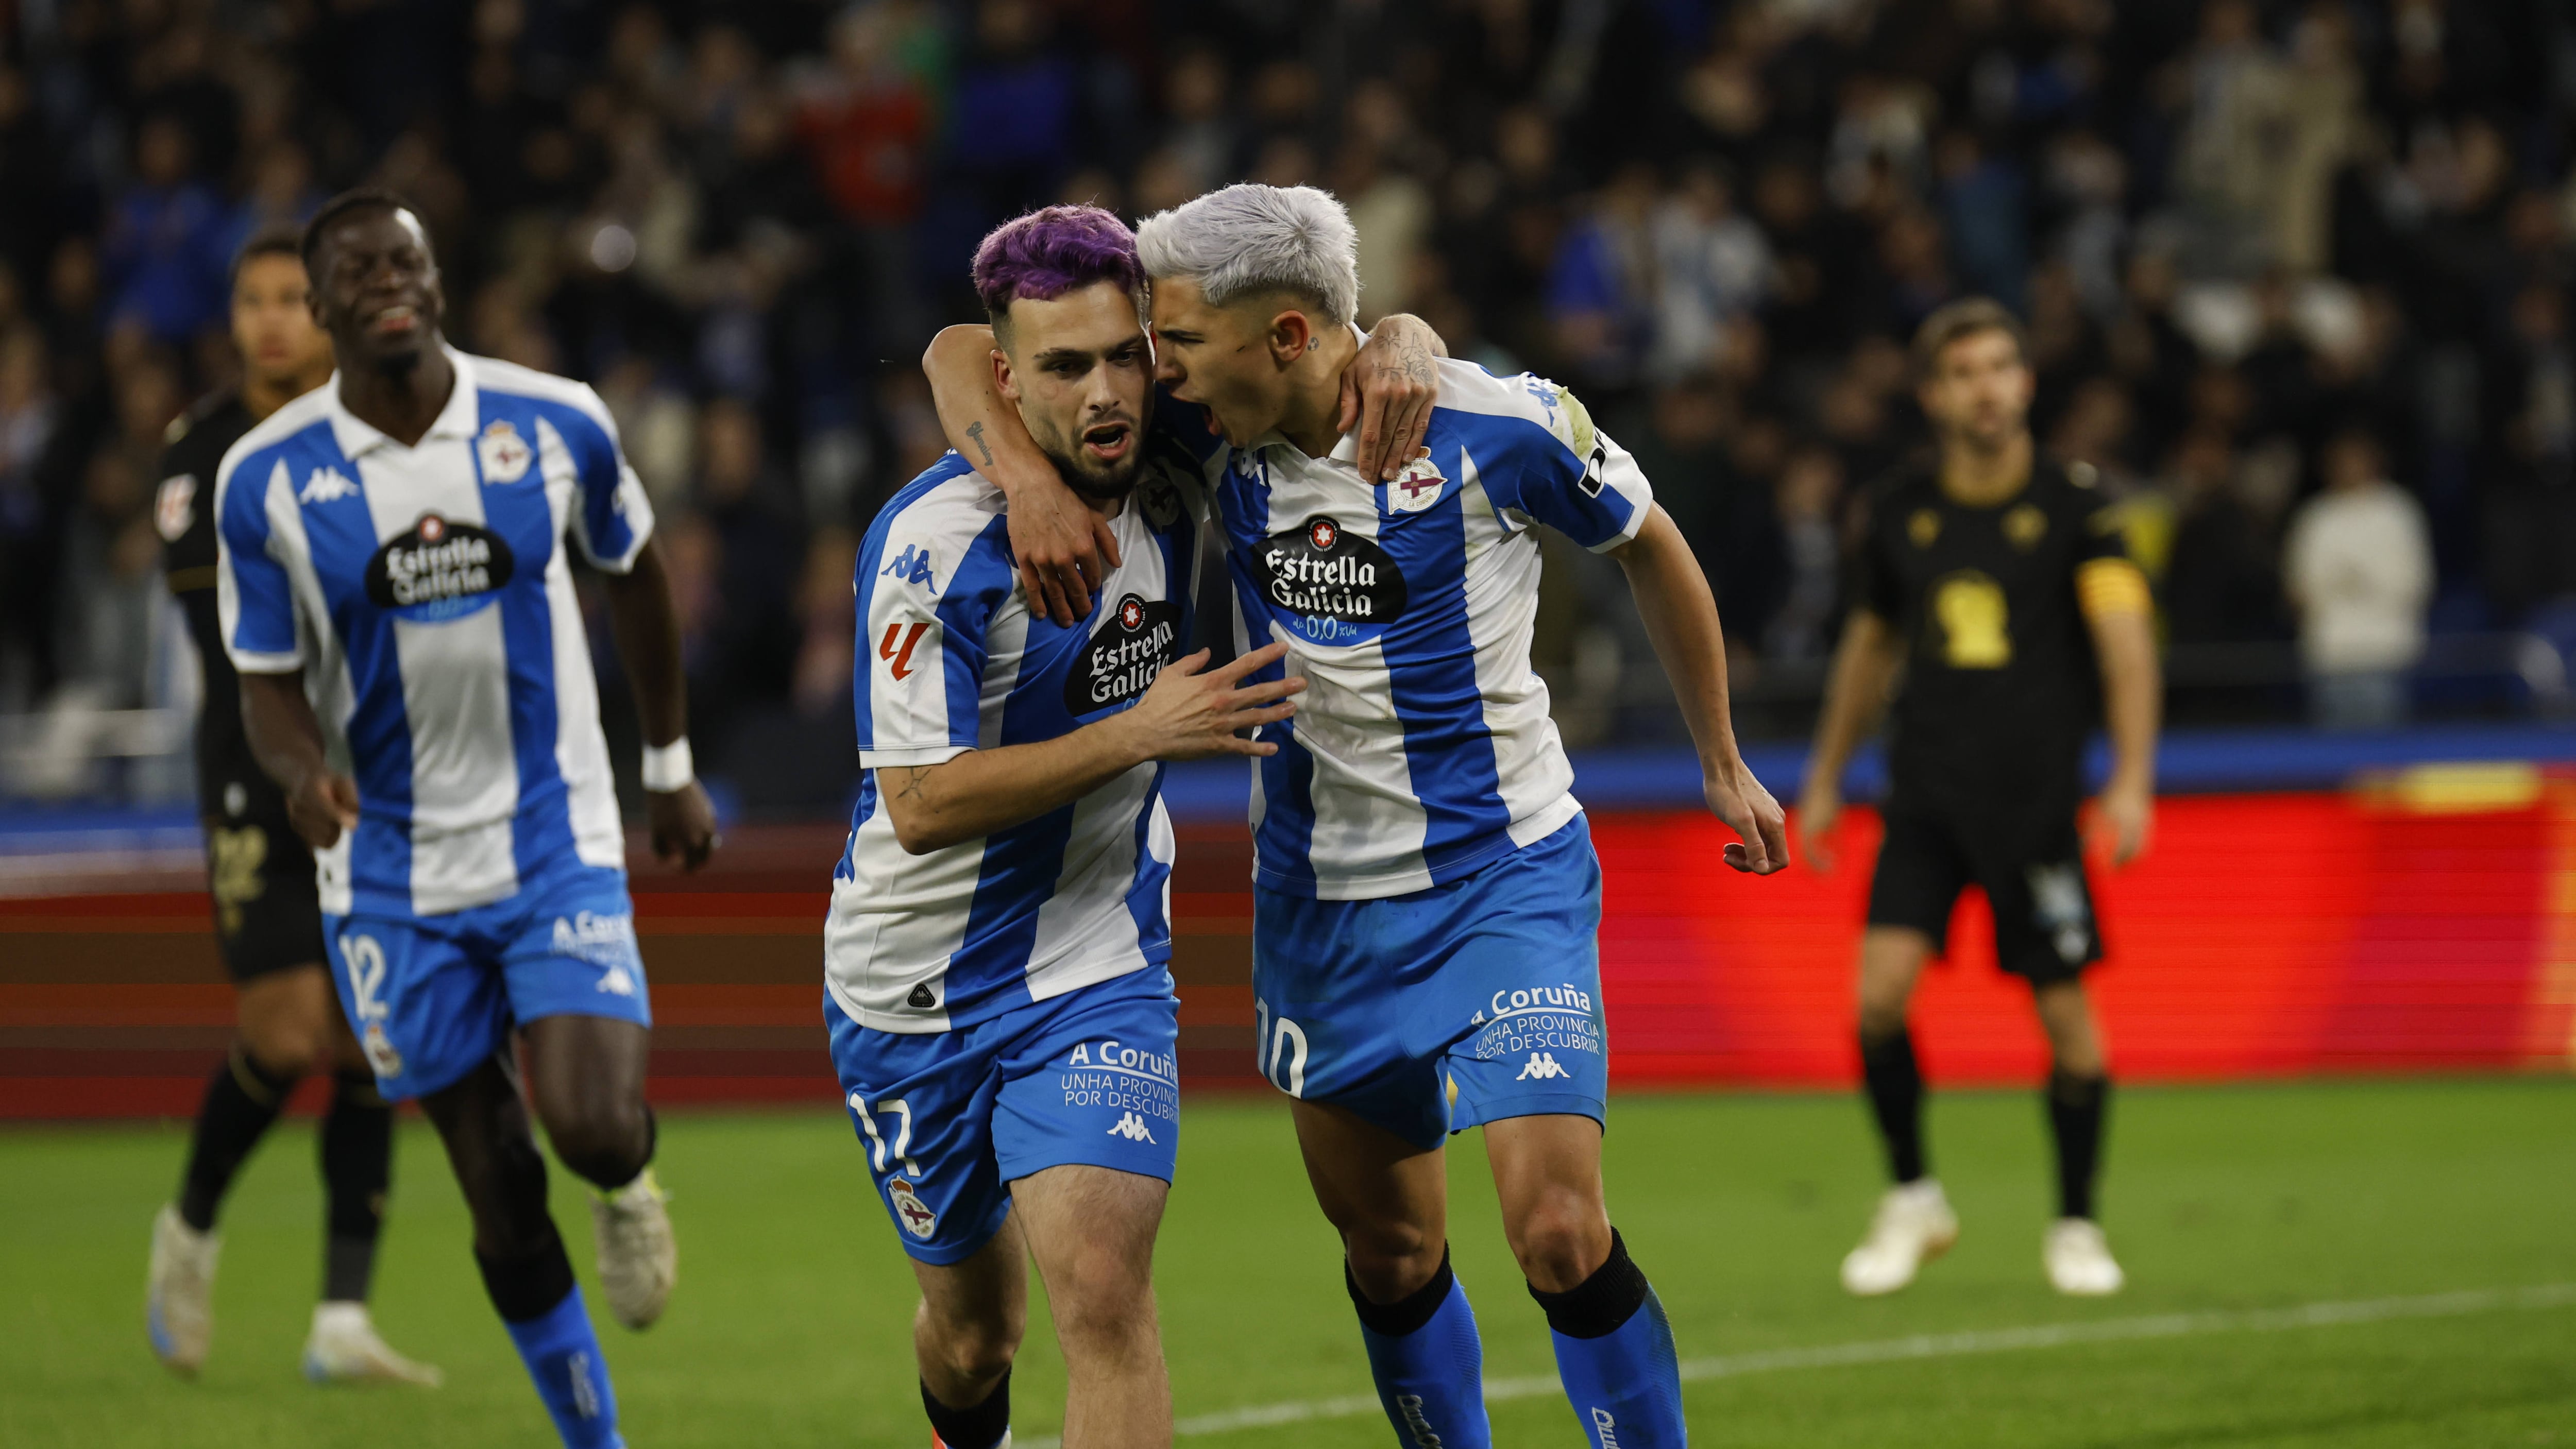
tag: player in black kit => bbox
[1799,299,2161,1298]
[145,227,438,1384]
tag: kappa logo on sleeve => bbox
[880,542,938,589]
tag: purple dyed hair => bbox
[970,205,1146,321]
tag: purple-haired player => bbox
[820,204,1305,1449]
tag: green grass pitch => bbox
[4,1078,2570,1447]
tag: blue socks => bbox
[479,1237,622,1449]
[503,1285,623,1448]
[1531,1229,1686,1447]
[1348,1245,1493,1448]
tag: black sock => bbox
[2046,1068,2110,1220]
[474,1229,578,1323]
[1345,1242,1456,1333]
[1526,1228,1651,1339]
[1859,1027,1927,1184]
[177,1044,298,1231]
[921,1368,1011,1449]
[319,1072,393,1302]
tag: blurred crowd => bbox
[4,0,2575,799]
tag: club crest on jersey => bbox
[154,474,196,542]
[477,419,533,483]
[365,512,516,622]
[1065,591,1181,714]
[1253,515,1408,646]
[1385,454,1446,514]
[1142,474,1184,530]
[888,1178,937,1239]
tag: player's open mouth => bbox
[368,304,420,337]
[1081,421,1132,463]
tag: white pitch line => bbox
[1014,1283,2576,1448]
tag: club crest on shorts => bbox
[477,419,533,483]
[1385,453,1446,514]
[361,1021,404,1079]
[888,1178,937,1238]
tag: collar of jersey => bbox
[323,344,482,461]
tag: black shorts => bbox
[201,808,325,982]
[1866,803,2102,984]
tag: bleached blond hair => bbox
[1134,183,1360,327]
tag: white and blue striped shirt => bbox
[825,449,1207,1034]
[213,346,652,917]
[1210,360,1654,899]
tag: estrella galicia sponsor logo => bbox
[365,512,514,621]
[1064,592,1181,714]
[1252,514,1408,645]
[550,910,640,970]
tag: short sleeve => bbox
[1481,380,1653,552]
[2072,496,2150,618]
[854,510,1017,768]
[215,453,304,673]
[552,398,656,573]
[1854,497,1906,623]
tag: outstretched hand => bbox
[1118,643,1306,762]
[1005,480,1121,627]
[1707,759,1790,874]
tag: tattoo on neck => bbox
[965,421,996,467]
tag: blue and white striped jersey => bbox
[1207,360,1654,899]
[213,347,652,917]
[826,449,1207,1034]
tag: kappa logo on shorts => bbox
[596,965,637,997]
[1107,1111,1159,1144]
[1516,1051,1570,1081]
[888,1178,937,1239]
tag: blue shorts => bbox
[1252,815,1608,1151]
[321,864,652,1101]
[825,967,1181,1266]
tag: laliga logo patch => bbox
[1252,514,1409,647]
[888,1179,937,1239]
[154,474,197,542]
[1385,453,1445,514]
[477,419,532,483]
[1063,591,1181,714]
[365,512,516,622]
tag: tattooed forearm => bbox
[965,421,996,467]
[894,767,931,803]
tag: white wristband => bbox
[640,737,694,793]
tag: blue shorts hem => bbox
[889,1197,1016,1267]
[1448,1092,1607,1135]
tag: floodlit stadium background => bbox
[3,2,2573,1108]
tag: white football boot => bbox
[302,1301,444,1386]
[146,1204,219,1376]
[1839,1179,1960,1296]
[591,1167,676,1330]
[2043,1217,2126,1295]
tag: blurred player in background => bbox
[1799,298,2161,1298]
[146,226,439,1386]
[935,183,1786,1449]
[827,206,1309,1449]
[215,190,715,1449]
